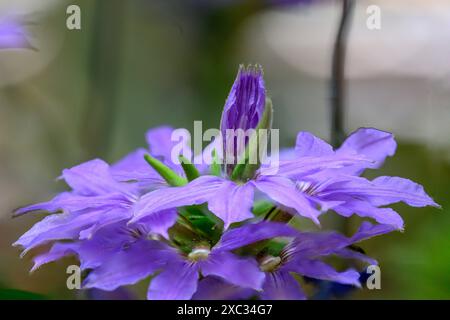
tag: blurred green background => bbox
[0,0,449,299]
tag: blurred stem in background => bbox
[330,0,354,236]
[82,0,125,159]
[330,0,354,148]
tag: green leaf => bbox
[0,288,47,300]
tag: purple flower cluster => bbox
[14,65,438,300]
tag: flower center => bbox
[260,255,282,272]
[295,180,319,196]
[188,246,211,261]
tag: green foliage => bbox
[0,288,47,300]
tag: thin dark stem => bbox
[330,0,355,148]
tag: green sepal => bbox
[144,154,187,186]
[178,155,200,181]
[230,98,273,181]
[210,149,222,176]
[230,163,245,180]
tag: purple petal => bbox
[192,276,256,300]
[111,148,148,174]
[253,176,321,224]
[62,159,134,197]
[111,148,165,188]
[277,148,298,161]
[31,226,118,272]
[258,154,371,177]
[220,65,265,134]
[207,181,254,229]
[14,208,130,254]
[287,232,349,258]
[295,132,333,157]
[317,175,438,210]
[338,128,396,169]
[15,192,131,217]
[334,248,378,265]
[130,176,224,224]
[350,221,397,243]
[146,126,192,166]
[214,221,298,251]
[286,259,361,286]
[147,262,199,300]
[32,222,173,273]
[31,242,77,273]
[369,176,439,207]
[32,237,111,272]
[84,287,136,300]
[261,271,305,300]
[334,200,404,230]
[84,240,175,291]
[134,209,178,239]
[199,251,265,290]
[14,192,73,216]
[288,221,394,260]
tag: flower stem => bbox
[330,0,355,148]
[331,0,355,237]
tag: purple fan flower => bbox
[129,137,376,229]
[192,222,393,300]
[130,68,375,229]
[129,67,437,230]
[13,159,178,257]
[13,125,196,255]
[272,129,440,229]
[13,63,439,301]
[259,222,392,299]
[130,152,363,229]
[30,221,178,286]
[29,220,297,300]
[147,221,298,299]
